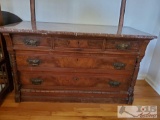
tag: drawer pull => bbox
[24,39,39,46]
[31,78,43,85]
[27,59,41,66]
[108,80,121,87]
[116,43,130,50]
[113,62,126,70]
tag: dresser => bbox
[0,1,157,104]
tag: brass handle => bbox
[113,62,126,70]
[108,80,121,87]
[31,78,43,85]
[116,43,130,50]
[24,39,39,46]
[27,59,41,66]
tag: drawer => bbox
[12,35,52,50]
[105,40,141,51]
[54,37,104,51]
[20,72,131,91]
[16,52,136,71]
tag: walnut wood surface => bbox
[20,72,130,90]
[0,18,156,104]
[15,52,136,70]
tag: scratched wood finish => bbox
[0,80,159,120]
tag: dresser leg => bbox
[128,95,134,104]
[15,93,21,102]
[10,52,21,103]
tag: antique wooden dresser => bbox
[0,0,156,104]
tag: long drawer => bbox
[16,52,136,71]
[19,72,131,91]
[12,35,141,53]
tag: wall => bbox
[147,33,160,95]
[124,0,160,95]
[124,0,160,79]
[0,0,121,25]
[0,0,160,93]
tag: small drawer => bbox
[54,37,104,51]
[16,52,136,71]
[12,35,52,50]
[105,40,141,51]
[20,72,131,91]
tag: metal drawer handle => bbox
[27,59,41,66]
[24,39,39,46]
[113,62,126,70]
[31,78,43,85]
[116,43,130,50]
[108,80,121,87]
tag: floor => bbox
[0,80,159,120]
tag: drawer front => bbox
[20,72,131,91]
[105,40,141,51]
[12,35,52,49]
[54,38,104,51]
[16,52,136,71]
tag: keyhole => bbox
[73,77,79,81]
[77,40,80,47]
[67,40,70,45]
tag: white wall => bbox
[0,0,121,25]
[0,0,160,93]
[147,33,160,95]
[124,0,160,79]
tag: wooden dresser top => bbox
[0,21,156,39]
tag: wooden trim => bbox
[0,4,3,26]
[117,0,127,34]
[30,0,36,22]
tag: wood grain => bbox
[117,0,127,34]
[3,32,154,104]
[30,0,36,22]
[0,80,159,120]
